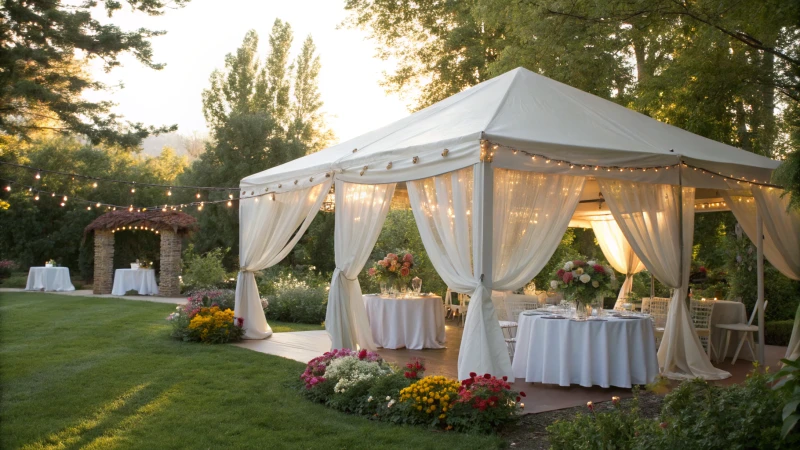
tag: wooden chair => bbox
[690,299,717,360]
[642,297,670,347]
[717,301,768,365]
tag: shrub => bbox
[266,283,327,324]
[186,306,244,344]
[182,245,228,290]
[448,372,526,433]
[186,289,236,311]
[766,320,796,346]
[548,369,792,449]
[167,294,243,344]
[0,260,16,278]
[399,375,462,427]
[772,356,800,441]
[0,273,28,288]
[548,396,648,450]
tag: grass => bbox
[0,292,503,449]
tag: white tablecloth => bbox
[513,313,659,388]
[25,267,75,292]
[112,269,158,296]
[364,294,446,350]
[710,300,750,361]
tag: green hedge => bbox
[765,320,795,346]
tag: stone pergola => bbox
[84,210,197,297]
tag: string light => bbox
[4,185,10,191]
[92,182,98,188]
[35,172,41,180]
[34,195,39,201]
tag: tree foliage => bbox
[181,22,331,264]
[0,0,191,147]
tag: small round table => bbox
[363,294,446,350]
[112,268,158,296]
[512,313,659,388]
[25,267,75,292]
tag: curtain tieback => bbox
[240,269,257,274]
[335,268,358,282]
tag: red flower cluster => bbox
[562,271,574,283]
[557,269,565,277]
[573,259,586,266]
[300,348,381,389]
[404,358,426,379]
[592,264,605,274]
[457,373,524,411]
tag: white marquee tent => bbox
[235,67,800,381]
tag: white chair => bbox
[642,297,670,347]
[717,301,768,365]
[492,295,518,362]
[690,299,717,360]
[505,295,542,322]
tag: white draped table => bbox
[25,267,75,292]
[363,294,446,350]
[112,269,159,296]
[709,300,750,361]
[512,313,659,388]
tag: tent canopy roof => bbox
[242,68,779,192]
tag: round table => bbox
[512,312,659,388]
[363,294,446,350]
[112,268,158,296]
[709,300,749,362]
[25,267,75,292]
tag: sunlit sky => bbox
[86,0,410,143]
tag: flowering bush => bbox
[404,358,426,379]
[300,348,385,407]
[167,292,242,344]
[368,251,415,283]
[0,259,16,277]
[551,258,617,306]
[399,375,461,425]
[448,372,525,433]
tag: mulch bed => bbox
[500,391,665,449]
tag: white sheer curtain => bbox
[599,179,730,380]
[752,188,800,360]
[590,217,646,309]
[235,180,331,339]
[408,167,584,380]
[326,181,395,351]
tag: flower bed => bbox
[167,291,243,343]
[299,349,525,433]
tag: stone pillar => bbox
[159,229,182,297]
[93,230,114,294]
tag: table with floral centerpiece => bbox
[25,266,75,292]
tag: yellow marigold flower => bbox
[417,406,422,411]
[439,414,446,419]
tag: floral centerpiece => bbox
[551,259,617,316]
[367,251,415,286]
[46,259,56,267]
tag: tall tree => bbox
[289,36,334,152]
[184,25,330,264]
[0,0,190,147]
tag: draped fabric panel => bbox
[408,167,584,380]
[590,217,646,309]
[235,180,331,339]
[326,181,395,351]
[598,179,730,380]
[752,188,800,360]
[720,190,796,280]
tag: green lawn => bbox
[0,293,503,449]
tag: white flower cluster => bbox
[272,273,310,291]
[325,356,392,394]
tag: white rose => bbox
[587,260,596,266]
[579,274,591,283]
[592,280,599,288]
[550,280,559,289]
[564,261,573,271]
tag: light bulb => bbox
[63,196,67,201]
[195,192,201,199]
[35,172,41,180]
[96,203,100,207]
[92,182,98,188]
[167,189,172,196]
[4,185,10,191]
[34,195,39,201]
[227,200,232,207]
[130,187,135,193]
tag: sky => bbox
[85,0,411,143]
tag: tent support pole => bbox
[756,207,766,365]
[650,274,655,299]
[475,159,494,294]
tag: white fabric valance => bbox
[326,181,395,351]
[599,179,730,380]
[408,166,584,380]
[590,217,646,309]
[235,180,331,339]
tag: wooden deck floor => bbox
[239,318,787,414]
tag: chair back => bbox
[505,295,542,322]
[689,299,714,330]
[491,295,510,321]
[747,300,768,325]
[643,297,670,328]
